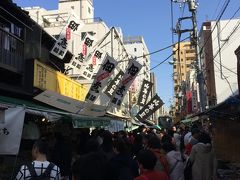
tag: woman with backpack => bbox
[15,138,61,180]
[162,142,185,180]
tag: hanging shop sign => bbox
[192,90,198,112]
[80,48,106,79]
[135,94,163,122]
[104,70,125,98]
[110,59,142,108]
[85,54,118,103]
[72,118,110,128]
[50,14,84,59]
[0,107,25,155]
[137,79,153,106]
[65,34,96,74]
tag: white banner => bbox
[50,13,84,59]
[110,59,142,108]
[85,54,118,103]
[0,107,25,155]
[80,48,106,79]
[66,33,96,74]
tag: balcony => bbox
[0,27,24,73]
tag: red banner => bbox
[92,56,97,65]
[82,44,87,56]
[66,28,71,40]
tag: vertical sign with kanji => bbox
[137,79,153,106]
[81,48,106,79]
[65,34,96,73]
[135,94,163,122]
[50,14,84,59]
[104,70,125,98]
[110,59,142,108]
[85,54,118,103]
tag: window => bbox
[174,80,178,84]
[88,7,91,14]
[181,59,183,61]
[182,73,184,76]
[134,48,137,52]
[174,65,177,69]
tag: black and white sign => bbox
[80,48,106,79]
[192,90,198,112]
[110,60,142,108]
[135,94,163,122]
[137,79,153,106]
[85,54,118,103]
[104,70,125,98]
[50,14,84,59]
[66,34,96,73]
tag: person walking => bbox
[16,138,61,180]
[162,143,185,180]
[190,132,217,180]
[135,149,169,180]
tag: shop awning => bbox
[0,95,110,127]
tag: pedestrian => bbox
[184,128,201,156]
[106,137,134,180]
[147,136,169,175]
[15,138,61,180]
[162,142,185,180]
[135,149,169,180]
[190,132,217,180]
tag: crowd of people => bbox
[15,123,217,180]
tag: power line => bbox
[214,61,234,95]
[199,0,230,56]
[211,5,240,43]
[118,36,190,63]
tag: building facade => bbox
[199,19,240,107]
[172,41,196,122]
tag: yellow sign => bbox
[34,60,87,101]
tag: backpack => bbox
[27,162,55,180]
[184,159,192,180]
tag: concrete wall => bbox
[211,19,240,103]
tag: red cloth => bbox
[151,149,170,175]
[184,143,193,156]
[135,170,169,180]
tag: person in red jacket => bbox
[135,149,169,180]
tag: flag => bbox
[110,59,142,108]
[135,94,163,122]
[50,13,84,59]
[137,79,153,106]
[85,54,118,103]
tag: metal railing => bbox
[0,27,24,72]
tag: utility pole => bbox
[172,0,206,112]
[187,0,206,112]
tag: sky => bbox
[13,0,239,109]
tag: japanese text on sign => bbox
[137,79,153,106]
[135,94,163,122]
[85,54,118,103]
[51,14,84,59]
[110,60,142,108]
